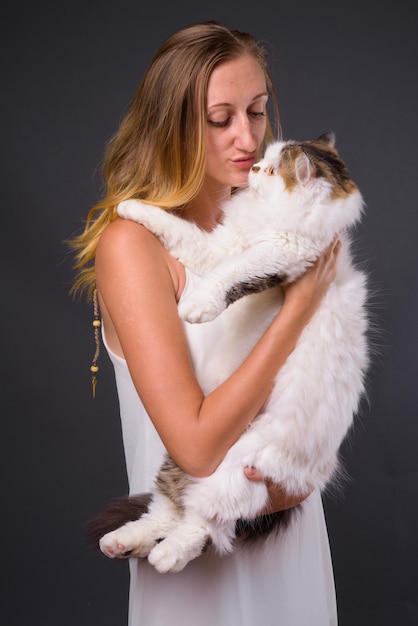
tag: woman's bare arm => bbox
[96,218,340,478]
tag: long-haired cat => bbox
[90,133,369,573]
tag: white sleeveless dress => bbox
[103,268,338,626]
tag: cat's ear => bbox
[295,153,313,186]
[316,131,336,147]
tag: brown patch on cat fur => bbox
[155,455,192,511]
[225,273,286,306]
[279,132,358,199]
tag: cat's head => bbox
[248,133,364,236]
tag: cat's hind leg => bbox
[147,514,211,573]
[99,492,180,559]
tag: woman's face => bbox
[204,54,268,192]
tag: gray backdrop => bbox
[2,1,417,624]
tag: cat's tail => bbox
[234,506,300,547]
[85,493,300,555]
[85,493,153,552]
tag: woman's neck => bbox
[182,186,231,232]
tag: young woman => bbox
[72,21,339,626]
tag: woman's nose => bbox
[234,117,257,152]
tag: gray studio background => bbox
[2,1,417,624]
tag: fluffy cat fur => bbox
[94,133,369,573]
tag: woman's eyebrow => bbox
[207,93,268,110]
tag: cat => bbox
[93,132,369,573]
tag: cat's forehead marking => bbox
[277,139,358,198]
[276,143,304,192]
[256,138,358,199]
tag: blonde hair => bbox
[70,21,280,297]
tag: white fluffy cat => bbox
[97,133,369,573]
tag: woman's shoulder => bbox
[96,217,172,274]
[98,215,159,251]
[96,217,186,302]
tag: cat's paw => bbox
[99,521,158,559]
[147,529,209,573]
[178,294,224,323]
[117,199,148,222]
[147,540,190,573]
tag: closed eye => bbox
[207,118,230,128]
[207,111,266,129]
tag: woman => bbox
[72,21,339,626]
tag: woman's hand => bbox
[244,466,312,514]
[283,236,341,321]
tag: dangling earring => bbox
[91,287,101,398]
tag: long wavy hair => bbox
[70,21,280,297]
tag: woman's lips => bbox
[232,156,256,169]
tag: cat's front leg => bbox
[117,200,211,269]
[117,200,183,242]
[179,237,319,323]
[99,493,180,559]
[178,242,286,323]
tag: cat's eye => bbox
[267,167,277,176]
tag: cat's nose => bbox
[251,165,260,173]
